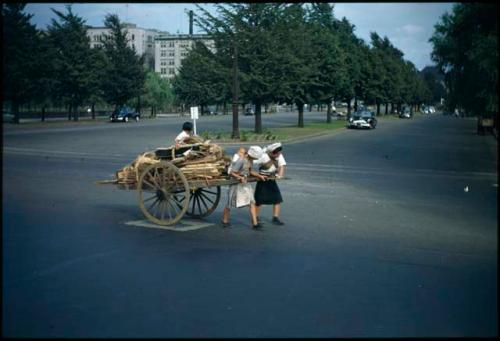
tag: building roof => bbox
[155,33,212,41]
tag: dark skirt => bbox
[254,180,283,205]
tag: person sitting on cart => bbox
[221,146,268,230]
[253,142,286,225]
[175,121,193,149]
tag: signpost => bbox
[190,106,199,135]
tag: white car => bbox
[428,106,436,114]
[347,110,377,129]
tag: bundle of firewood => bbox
[113,138,232,186]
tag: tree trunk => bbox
[136,96,141,114]
[255,102,262,134]
[354,97,358,112]
[385,103,388,115]
[376,101,381,116]
[347,98,352,116]
[68,104,72,121]
[223,101,227,115]
[326,102,332,123]
[91,103,95,119]
[297,101,304,128]
[151,106,154,118]
[41,107,46,122]
[13,100,20,124]
[390,103,394,114]
[73,104,79,121]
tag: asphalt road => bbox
[2,112,497,337]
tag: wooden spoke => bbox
[159,200,166,221]
[143,194,157,203]
[138,162,190,225]
[185,186,221,219]
[197,193,209,212]
[199,191,215,205]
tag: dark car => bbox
[202,109,219,116]
[347,110,377,129]
[109,106,140,122]
[399,107,412,118]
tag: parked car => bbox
[399,107,412,119]
[201,107,219,116]
[244,107,255,116]
[109,106,140,122]
[428,106,436,114]
[347,110,377,129]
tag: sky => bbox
[24,2,455,71]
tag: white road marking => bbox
[125,218,214,232]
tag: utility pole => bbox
[231,37,240,139]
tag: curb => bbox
[213,126,348,147]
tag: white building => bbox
[86,23,162,69]
[154,33,215,79]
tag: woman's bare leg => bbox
[273,203,281,218]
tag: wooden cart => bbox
[110,152,263,226]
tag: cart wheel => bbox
[185,186,221,218]
[137,161,190,225]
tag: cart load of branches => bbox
[113,136,232,188]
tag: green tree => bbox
[333,17,363,115]
[420,66,445,105]
[307,3,348,123]
[197,3,290,133]
[45,5,96,121]
[278,3,316,128]
[101,13,146,109]
[172,40,229,114]
[430,3,498,119]
[143,71,174,117]
[2,3,42,123]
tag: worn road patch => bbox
[125,218,215,232]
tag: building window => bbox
[181,52,188,57]
[168,60,175,65]
[161,68,167,74]
[169,68,175,75]
[169,42,174,47]
[161,61,166,66]
[169,52,175,56]
[132,34,135,40]
[161,44,166,48]
[161,51,166,57]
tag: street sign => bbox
[190,106,199,120]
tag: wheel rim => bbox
[185,186,221,218]
[125,117,128,122]
[138,162,190,225]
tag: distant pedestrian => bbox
[221,146,267,230]
[175,121,193,148]
[253,142,286,225]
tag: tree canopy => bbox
[430,3,498,118]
